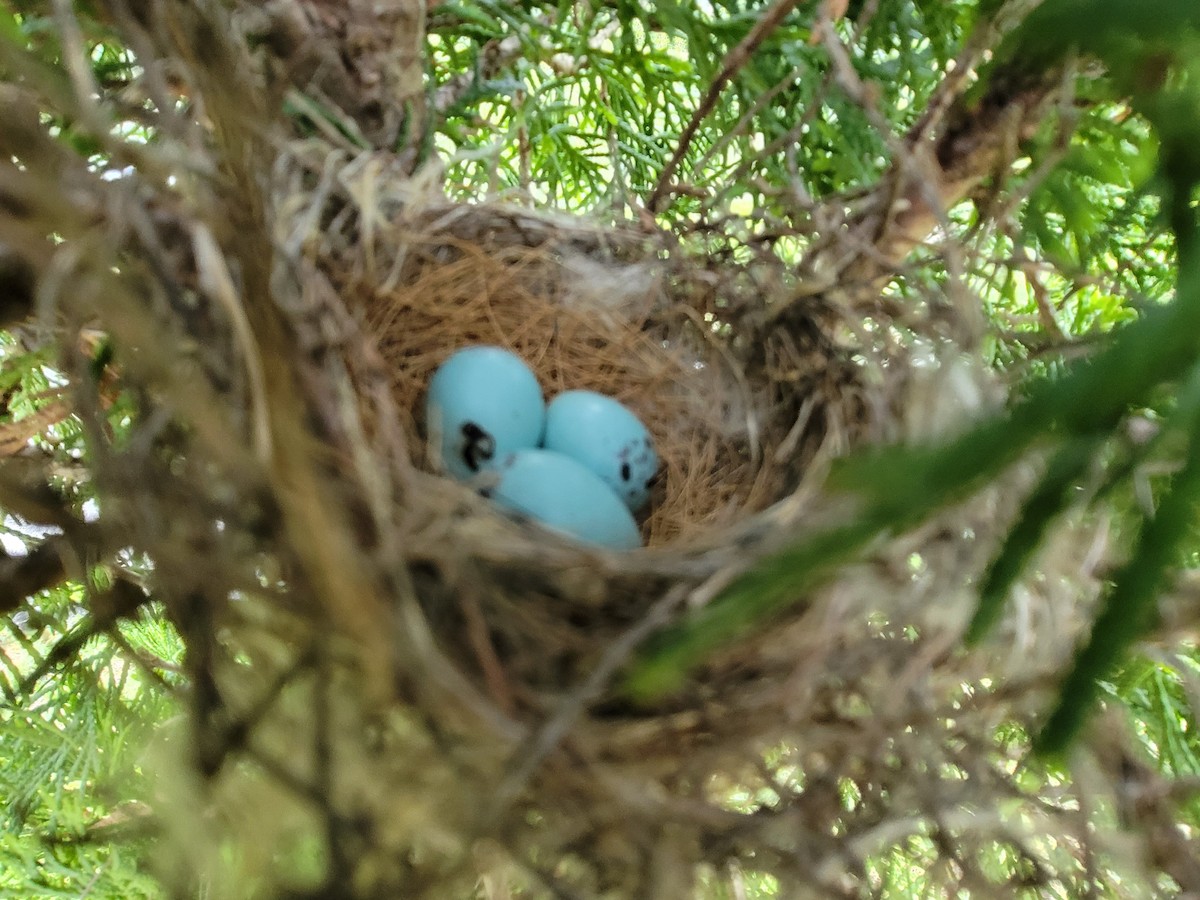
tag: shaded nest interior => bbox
[353,234,809,547]
[278,169,896,705]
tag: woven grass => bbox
[353,238,778,546]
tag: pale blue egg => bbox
[543,391,658,511]
[426,346,545,481]
[489,449,642,550]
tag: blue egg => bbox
[426,346,545,481]
[542,391,658,511]
[490,450,642,550]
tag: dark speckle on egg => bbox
[620,463,631,481]
[460,421,496,471]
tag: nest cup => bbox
[309,196,897,894]
[357,234,786,548]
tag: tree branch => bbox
[0,543,68,616]
[646,0,805,214]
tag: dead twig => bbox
[646,0,805,213]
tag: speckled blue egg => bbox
[426,346,545,481]
[489,449,642,551]
[542,391,658,511]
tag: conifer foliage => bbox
[1,1,1199,897]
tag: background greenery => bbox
[1,0,1198,896]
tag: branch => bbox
[0,243,34,330]
[646,0,805,214]
[246,0,429,152]
[797,30,1069,294]
[0,543,68,616]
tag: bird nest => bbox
[351,235,779,547]
[260,175,1038,896]
[2,3,1193,899]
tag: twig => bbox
[0,542,69,617]
[191,223,274,465]
[460,584,516,716]
[483,584,689,823]
[49,0,106,134]
[692,63,805,179]
[646,0,805,213]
